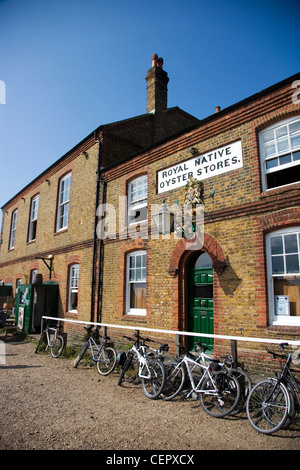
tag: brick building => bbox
[0,54,199,332]
[99,71,300,365]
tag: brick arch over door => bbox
[168,232,226,277]
[167,231,226,336]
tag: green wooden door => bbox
[188,266,214,351]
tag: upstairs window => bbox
[56,173,71,231]
[266,228,300,326]
[259,116,300,191]
[128,175,147,224]
[9,209,18,250]
[28,195,39,242]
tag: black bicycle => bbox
[246,343,300,434]
[74,326,117,376]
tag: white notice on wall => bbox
[157,140,243,194]
[275,295,290,316]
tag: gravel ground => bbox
[0,339,299,452]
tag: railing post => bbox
[176,334,180,357]
[231,340,238,368]
[135,329,140,347]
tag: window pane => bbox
[136,255,142,268]
[286,254,299,274]
[264,143,276,157]
[266,157,278,170]
[278,140,289,154]
[262,130,274,143]
[272,256,284,274]
[291,135,300,149]
[289,121,300,134]
[136,268,142,281]
[271,236,283,255]
[279,154,291,165]
[275,126,287,139]
[130,283,146,309]
[293,150,300,161]
[284,234,298,253]
[70,292,78,311]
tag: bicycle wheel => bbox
[35,331,47,353]
[141,359,166,399]
[229,367,252,415]
[118,352,138,385]
[281,380,297,429]
[200,370,241,418]
[96,347,117,375]
[246,378,291,434]
[161,362,186,400]
[74,342,89,368]
[50,334,65,358]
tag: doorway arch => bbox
[168,232,226,350]
[187,251,214,351]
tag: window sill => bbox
[122,314,147,323]
[267,323,300,334]
[260,181,300,199]
[54,228,68,236]
[65,311,78,318]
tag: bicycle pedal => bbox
[90,362,96,367]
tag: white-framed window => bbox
[126,251,146,315]
[266,227,300,326]
[259,116,300,191]
[128,175,147,225]
[30,269,38,283]
[9,209,18,250]
[56,173,71,231]
[68,264,79,312]
[28,195,39,242]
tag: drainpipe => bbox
[96,175,106,323]
[90,131,102,323]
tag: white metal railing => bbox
[41,316,300,347]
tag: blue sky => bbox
[0,0,299,212]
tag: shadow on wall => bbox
[219,256,243,296]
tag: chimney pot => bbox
[152,53,158,67]
[215,106,221,113]
[157,57,163,68]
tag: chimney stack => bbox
[146,53,169,113]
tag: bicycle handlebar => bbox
[265,343,289,360]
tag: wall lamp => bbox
[152,200,175,235]
[35,254,54,279]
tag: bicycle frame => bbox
[86,335,104,362]
[129,343,153,380]
[45,326,59,348]
[279,353,300,408]
[176,354,220,398]
[261,345,300,412]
